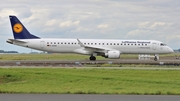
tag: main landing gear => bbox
[154,56,158,61]
[89,55,96,61]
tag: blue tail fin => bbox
[9,15,40,39]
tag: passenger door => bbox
[152,43,156,50]
[40,41,44,49]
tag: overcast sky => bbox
[0,0,180,53]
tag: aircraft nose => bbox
[168,47,174,53]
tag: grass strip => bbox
[0,68,180,95]
[0,53,178,60]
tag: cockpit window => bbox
[160,43,166,46]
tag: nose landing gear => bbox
[154,54,159,61]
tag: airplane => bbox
[7,15,174,61]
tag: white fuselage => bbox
[11,38,173,55]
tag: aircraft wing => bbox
[77,39,116,53]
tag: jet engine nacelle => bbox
[105,50,120,59]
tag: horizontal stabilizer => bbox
[6,39,27,44]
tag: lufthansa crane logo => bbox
[13,23,23,33]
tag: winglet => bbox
[77,38,84,47]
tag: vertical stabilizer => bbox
[9,15,40,39]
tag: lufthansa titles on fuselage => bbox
[122,41,151,44]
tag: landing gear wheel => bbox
[154,56,157,61]
[89,56,96,61]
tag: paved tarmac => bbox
[0,59,180,66]
[0,94,180,101]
